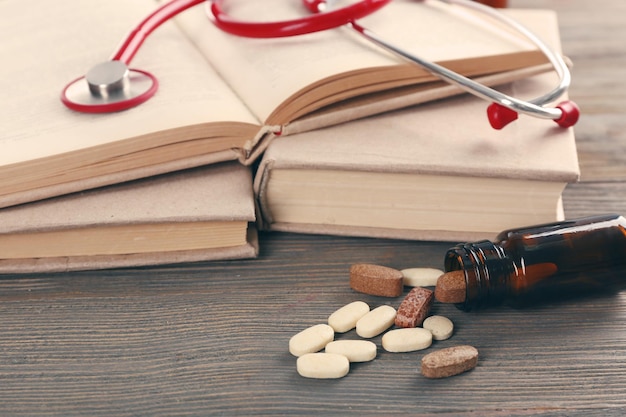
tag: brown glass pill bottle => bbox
[444,214,626,310]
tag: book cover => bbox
[0,163,258,273]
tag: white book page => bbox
[1,0,258,167]
[174,0,537,123]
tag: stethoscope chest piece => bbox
[61,61,158,113]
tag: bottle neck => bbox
[444,240,513,311]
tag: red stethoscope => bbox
[61,0,579,130]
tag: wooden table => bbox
[2,1,625,415]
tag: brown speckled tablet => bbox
[394,286,433,328]
[421,345,479,379]
[434,270,466,304]
[349,264,403,297]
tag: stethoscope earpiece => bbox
[61,61,158,113]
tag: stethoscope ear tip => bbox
[554,100,580,128]
[487,103,519,130]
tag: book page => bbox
[174,0,540,124]
[0,0,259,168]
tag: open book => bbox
[254,9,580,242]
[0,162,258,274]
[1,0,549,209]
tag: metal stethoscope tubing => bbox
[344,0,579,129]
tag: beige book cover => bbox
[1,0,548,209]
[0,163,258,274]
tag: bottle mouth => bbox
[444,240,510,310]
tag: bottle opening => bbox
[444,240,510,310]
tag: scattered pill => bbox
[422,315,454,341]
[297,353,350,379]
[434,270,467,304]
[350,263,403,297]
[289,324,335,357]
[395,286,434,328]
[325,340,377,363]
[421,345,479,379]
[382,328,433,353]
[356,305,396,338]
[401,268,444,288]
[328,301,370,333]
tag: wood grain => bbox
[1,1,626,415]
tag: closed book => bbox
[0,163,257,273]
[254,8,580,241]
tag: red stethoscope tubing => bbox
[208,0,391,38]
[113,0,205,64]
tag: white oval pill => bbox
[289,324,334,357]
[297,353,350,379]
[423,315,454,341]
[325,340,377,363]
[401,268,444,288]
[356,305,396,338]
[328,301,370,333]
[382,328,433,353]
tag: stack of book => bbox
[0,0,578,272]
